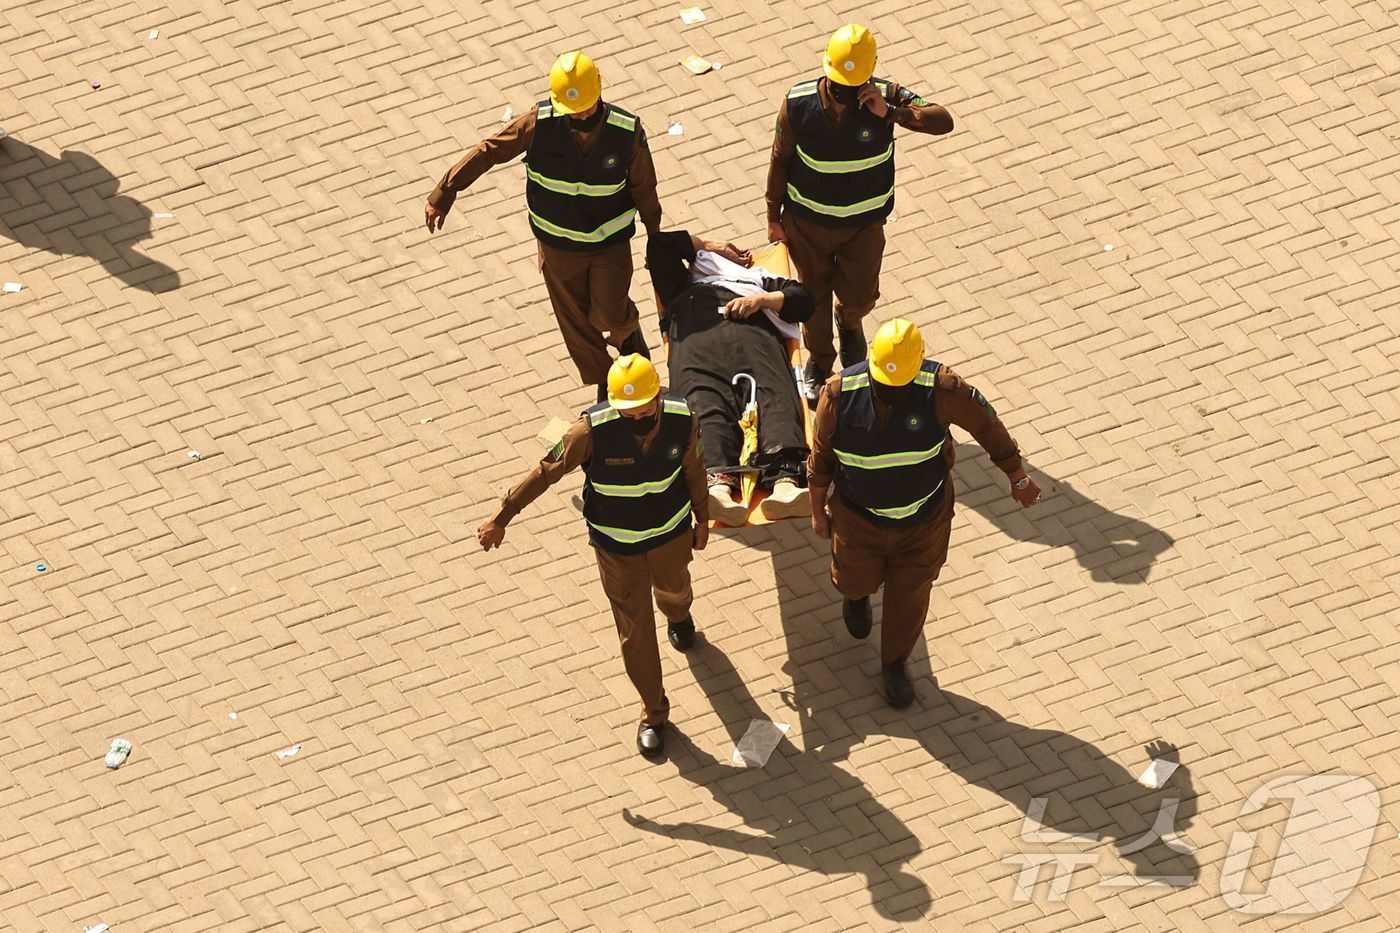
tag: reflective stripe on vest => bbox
[589,408,620,427]
[586,499,691,545]
[525,168,627,197]
[788,80,819,99]
[864,480,944,520]
[527,206,639,244]
[590,464,683,498]
[795,142,894,174]
[841,370,937,394]
[786,182,894,219]
[834,438,945,470]
[662,399,691,417]
[606,110,636,132]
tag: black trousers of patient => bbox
[666,285,808,485]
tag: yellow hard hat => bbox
[549,51,602,114]
[823,24,877,86]
[607,354,660,409]
[869,318,924,386]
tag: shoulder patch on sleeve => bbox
[970,387,988,407]
[546,438,565,462]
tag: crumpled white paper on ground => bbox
[731,719,789,768]
[1137,758,1180,789]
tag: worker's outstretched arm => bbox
[764,100,795,243]
[682,414,710,549]
[935,366,1040,508]
[426,107,538,233]
[479,414,592,549]
[627,122,663,236]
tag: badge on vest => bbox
[604,154,619,169]
[605,457,636,466]
[905,414,924,432]
[858,127,873,142]
[667,443,682,460]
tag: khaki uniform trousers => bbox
[829,487,954,666]
[781,212,886,374]
[538,240,642,387]
[593,530,694,726]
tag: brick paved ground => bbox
[2,0,1398,930]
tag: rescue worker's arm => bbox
[426,108,538,232]
[757,277,816,325]
[628,123,663,236]
[858,81,953,135]
[806,376,842,538]
[682,413,709,548]
[935,366,1040,508]
[764,100,796,239]
[646,231,698,313]
[478,415,591,549]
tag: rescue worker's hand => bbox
[1010,472,1041,508]
[425,202,447,234]
[767,220,785,244]
[812,508,831,539]
[724,295,769,319]
[692,518,709,551]
[858,82,890,119]
[477,519,505,550]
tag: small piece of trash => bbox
[1103,243,1114,251]
[148,28,159,39]
[83,924,110,933]
[187,450,200,459]
[667,121,684,136]
[90,81,101,89]
[731,719,789,768]
[1137,758,1179,789]
[536,417,572,447]
[275,743,301,760]
[501,105,513,124]
[36,562,47,572]
[228,712,238,720]
[3,282,22,293]
[153,211,175,219]
[679,7,707,24]
[679,54,713,76]
[711,61,723,71]
[419,417,432,424]
[105,738,132,770]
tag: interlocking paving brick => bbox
[2,0,1399,929]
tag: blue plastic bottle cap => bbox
[36,563,47,572]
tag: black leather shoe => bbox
[619,329,651,360]
[667,617,696,651]
[883,661,914,709]
[838,325,867,368]
[801,358,829,409]
[843,597,872,639]
[637,722,665,758]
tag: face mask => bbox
[828,81,860,105]
[569,105,605,132]
[872,381,913,408]
[624,413,657,436]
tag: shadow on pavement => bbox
[0,136,179,293]
[625,515,1197,915]
[956,444,1175,583]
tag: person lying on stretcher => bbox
[646,230,817,525]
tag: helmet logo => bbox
[567,87,580,100]
[884,362,897,373]
[843,60,855,72]
[623,384,635,395]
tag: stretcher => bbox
[655,241,817,527]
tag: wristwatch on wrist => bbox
[1012,476,1031,491]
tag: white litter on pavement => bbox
[149,29,159,39]
[275,743,301,760]
[153,211,175,219]
[679,7,707,24]
[731,719,789,768]
[668,121,684,136]
[501,105,513,124]
[3,282,22,293]
[1104,243,1114,251]
[187,450,200,459]
[679,54,712,75]
[228,712,238,720]
[83,924,110,933]
[1137,758,1180,789]
[105,738,132,769]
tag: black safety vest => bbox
[523,101,640,251]
[833,360,949,527]
[783,77,897,228]
[582,397,694,554]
